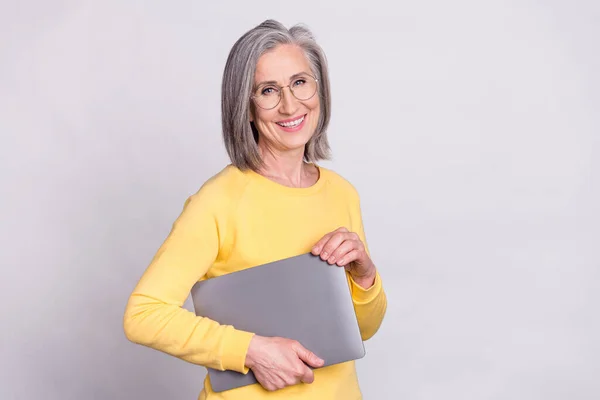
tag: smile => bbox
[276,115,305,128]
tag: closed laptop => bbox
[190,252,366,392]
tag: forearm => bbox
[124,293,254,373]
[347,271,387,340]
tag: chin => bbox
[281,130,315,152]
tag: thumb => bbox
[293,342,325,368]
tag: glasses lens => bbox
[254,86,279,109]
[291,76,317,100]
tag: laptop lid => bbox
[190,252,365,392]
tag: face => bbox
[251,44,320,156]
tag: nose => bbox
[278,86,298,115]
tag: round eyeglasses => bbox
[251,74,319,110]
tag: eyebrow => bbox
[255,72,311,88]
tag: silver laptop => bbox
[190,252,365,392]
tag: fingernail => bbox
[329,257,336,263]
[322,252,328,258]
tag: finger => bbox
[320,232,355,262]
[311,227,348,255]
[284,373,301,387]
[257,373,283,391]
[328,238,358,265]
[272,376,287,391]
[293,342,325,368]
[311,232,334,255]
[300,365,315,384]
[336,249,359,267]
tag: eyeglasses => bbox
[251,74,319,110]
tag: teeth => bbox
[277,115,304,128]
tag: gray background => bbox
[1,1,598,399]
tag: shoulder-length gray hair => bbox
[221,19,332,171]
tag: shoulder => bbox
[319,165,361,200]
[185,164,251,211]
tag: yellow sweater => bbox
[123,164,387,399]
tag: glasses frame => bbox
[250,74,319,110]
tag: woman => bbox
[123,19,387,399]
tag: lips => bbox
[276,114,305,128]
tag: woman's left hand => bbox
[311,227,377,288]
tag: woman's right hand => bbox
[244,335,325,391]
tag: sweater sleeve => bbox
[123,189,254,374]
[347,196,388,341]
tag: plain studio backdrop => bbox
[1,1,598,399]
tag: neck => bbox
[257,143,316,188]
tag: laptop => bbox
[190,252,366,392]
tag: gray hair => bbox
[221,19,332,171]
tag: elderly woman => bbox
[124,19,387,399]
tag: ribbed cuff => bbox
[350,271,382,305]
[219,328,255,374]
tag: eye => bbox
[292,78,307,87]
[261,86,278,96]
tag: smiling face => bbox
[251,44,320,157]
